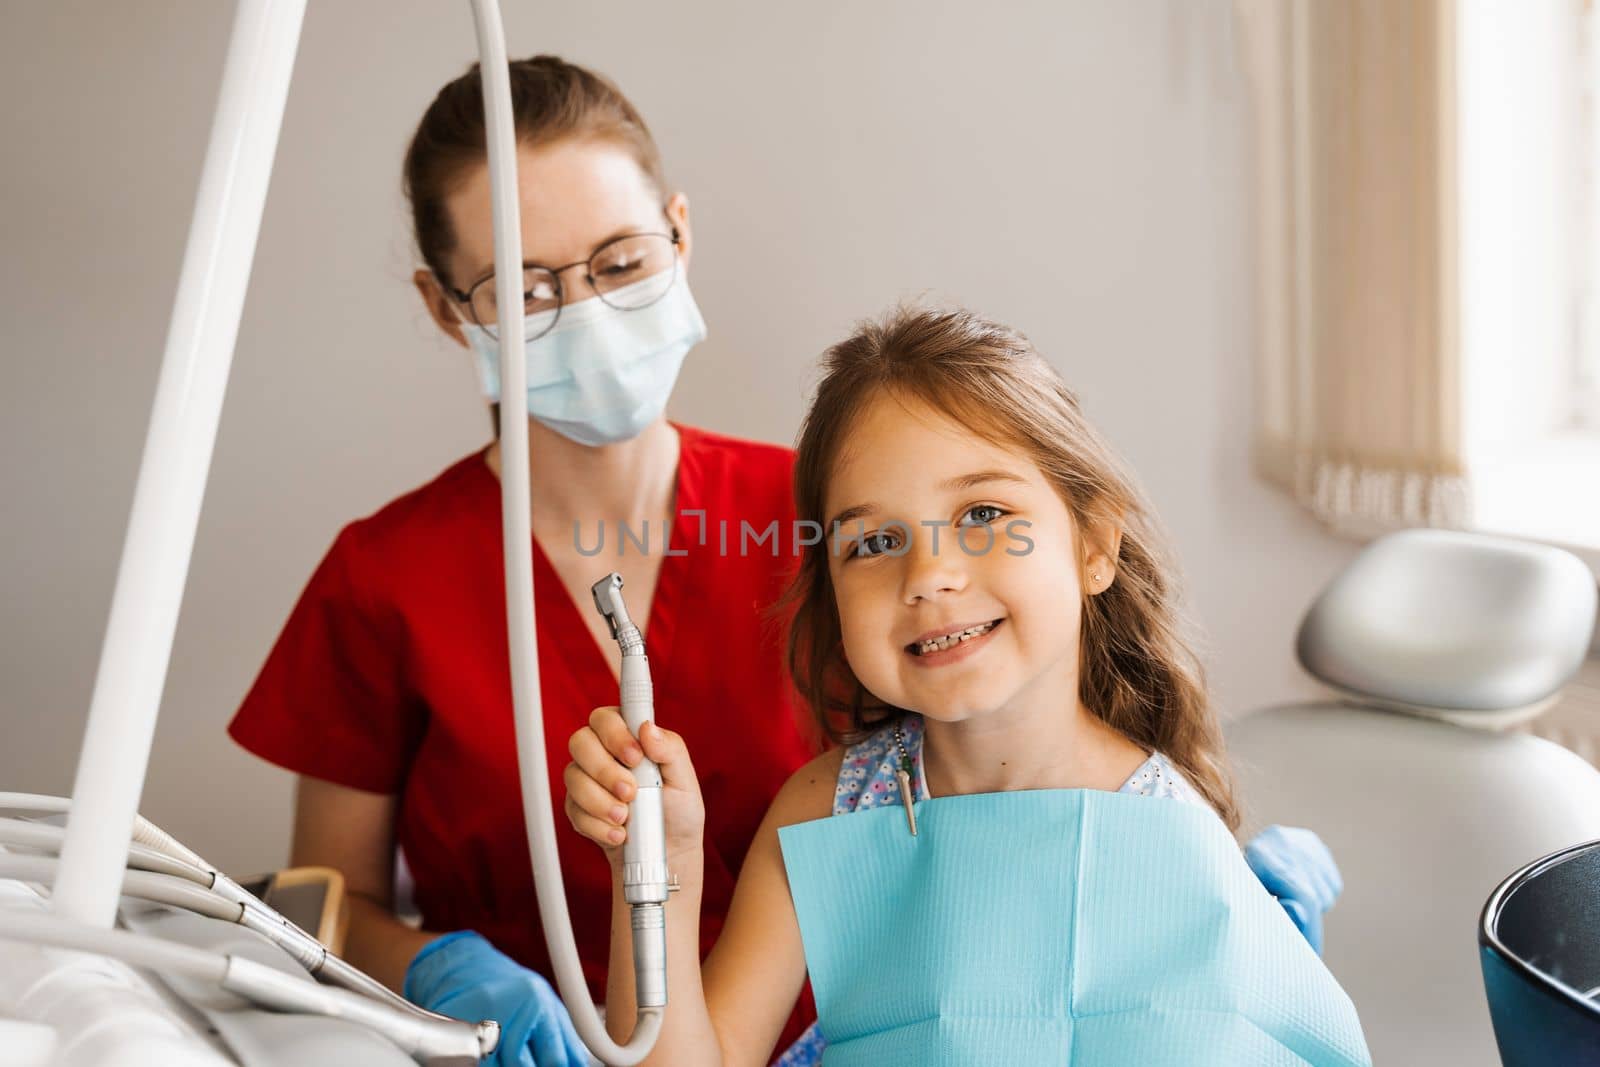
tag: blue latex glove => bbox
[404,931,589,1067]
[1245,825,1343,956]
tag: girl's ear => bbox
[1081,511,1126,596]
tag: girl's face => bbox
[824,390,1116,725]
[414,138,692,346]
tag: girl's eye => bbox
[853,530,903,558]
[958,504,1006,527]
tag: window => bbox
[1460,0,1600,555]
[1579,0,1600,431]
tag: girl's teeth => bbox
[916,621,996,654]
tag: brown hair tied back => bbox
[402,55,666,290]
[782,305,1240,830]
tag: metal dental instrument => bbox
[0,803,492,1051]
[592,574,673,1011]
[0,909,497,1065]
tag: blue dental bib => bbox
[778,789,1370,1066]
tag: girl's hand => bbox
[564,707,706,865]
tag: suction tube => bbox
[469,1,664,1061]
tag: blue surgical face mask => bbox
[462,273,707,447]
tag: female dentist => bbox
[228,55,1339,1067]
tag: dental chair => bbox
[1227,529,1600,1067]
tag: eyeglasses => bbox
[446,228,682,342]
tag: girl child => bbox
[563,305,1367,1066]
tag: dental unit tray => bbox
[0,2,663,1064]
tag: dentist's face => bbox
[824,389,1094,724]
[414,138,692,347]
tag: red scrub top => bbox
[229,424,817,1047]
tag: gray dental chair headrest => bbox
[1296,529,1598,728]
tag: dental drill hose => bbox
[593,574,672,1011]
[472,3,660,1057]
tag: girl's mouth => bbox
[905,618,1004,663]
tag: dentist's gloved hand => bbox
[404,930,589,1067]
[1245,825,1343,955]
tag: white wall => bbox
[0,0,1355,876]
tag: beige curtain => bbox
[1234,0,1471,531]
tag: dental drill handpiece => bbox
[591,573,673,1012]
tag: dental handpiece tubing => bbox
[619,645,670,1009]
[473,2,660,1060]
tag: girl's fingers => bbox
[563,761,630,826]
[588,706,644,765]
[567,726,637,802]
[638,722,697,791]
[564,794,625,847]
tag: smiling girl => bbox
[563,306,1362,1066]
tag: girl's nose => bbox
[901,532,970,604]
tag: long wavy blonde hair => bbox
[782,305,1239,830]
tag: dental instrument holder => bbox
[592,574,673,1009]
